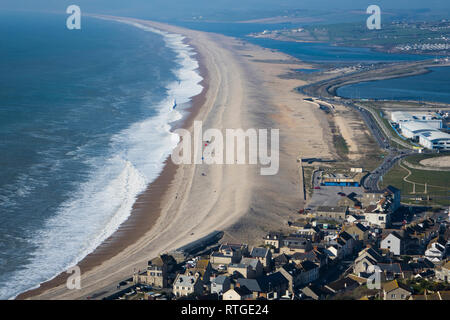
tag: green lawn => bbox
[404,152,450,167]
[381,160,450,206]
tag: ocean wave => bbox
[0,20,203,300]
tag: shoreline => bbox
[16,18,209,300]
[17,14,333,300]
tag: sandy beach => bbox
[19,16,333,300]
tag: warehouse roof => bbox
[420,130,450,141]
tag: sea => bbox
[0,12,202,299]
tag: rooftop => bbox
[316,206,348,213]
[420,130,450,141]
[400,121,436,133]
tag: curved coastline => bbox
[17,14,336,300]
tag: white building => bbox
[391,111,443,128]
[425,242,446,262]
[419,131,450,150]
[364,212,390,228]
[399,122,436,139]
[391,111,414,123]
[380,232,403,255]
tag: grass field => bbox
[381,159,450,206]
[404,152,450,167]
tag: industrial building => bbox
[391,110,449,150]
[419,131,450,151]
[399,122,436,140]
[391,111,443,129]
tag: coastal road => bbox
[299,71,419,191]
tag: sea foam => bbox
[1,20,203,300]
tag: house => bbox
[353,247,384,275]
[291,248,328,268]
[436,260,450,283]
[301,285,333,300]
[380,232,404,256]
[343,223,370,242]
[133,254,177,288]
[210,275,231,295]
[337,231,356,257]
[236,272,289,300]
[362,186,400,213]
[410,290,450,300]
[185,259,212,285]
[280,236,312,254]
[324,245,341,261]
[298,260,320,286]
[361,190,385,208]
[378,263,405,281]
[277,262,303,293]
[382,280,412,300]
[324,277,359,294]
[222,286,253,300]
[425,241,446,262]
[210,243,249,265]
[364,206,390,228]
[338,192,362,209]
[314,206,348,221]
[294,225,322,242]
[250,247,272,270]
[407,219,440,247]
[173,274,203,298]
[273,253,291,268]
[276,260,320,293]
[384,185,401,212]
[407,258,435,278]
[264,233,283,249]
[227,258,263,279]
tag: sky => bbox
[0,0,449,21]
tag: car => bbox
[314,186,321,190]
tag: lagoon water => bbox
[0,12,202,299]
[337,66,450,104]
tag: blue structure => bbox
[322,182,360,187]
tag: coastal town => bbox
[249,19,450,56]
[104,178,450,300]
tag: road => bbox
[300,81,417,191]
